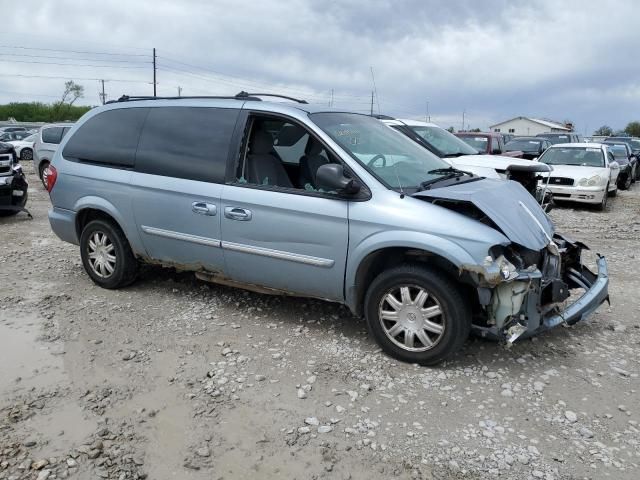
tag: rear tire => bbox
[39,161,50,189]
[364,264,471,365]
[20,148,33,161]
[80,219,138,289]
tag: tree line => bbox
[593,122,640,137]
[0,81,92,122]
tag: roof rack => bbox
[107,91,307,105]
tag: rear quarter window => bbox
[135,106,239,183]
[62,108,149,167]
[41,127,64,144]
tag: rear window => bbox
[63,108,148,167]
[42,127,64,144]
[135,106,238,183]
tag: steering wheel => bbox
[367,154,387,167]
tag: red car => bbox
[455,132,523,158]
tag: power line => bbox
[0,45,149,57]
[0,59,148,69]
[0,73,150,83]
[0,52,150,63]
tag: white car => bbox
[7,133,37,161]
[381,118,540,177]
[536,143,620,211]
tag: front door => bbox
[220,114,349,300]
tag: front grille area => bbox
[548,177,574,186]
[0,166,10,175]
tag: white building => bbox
[489,117,571,136]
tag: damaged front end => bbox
[413,179,608,343]
[467,234,609,342]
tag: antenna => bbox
[370,67,380,115]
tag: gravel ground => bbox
[1,171,639,480]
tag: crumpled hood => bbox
[414,178,554,251]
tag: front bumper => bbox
[473,240,609,341]
[0,173,28,210]
[546,185,606,204]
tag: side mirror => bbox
[609,161,619,170]
[316,163,361,195]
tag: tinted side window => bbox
[136,106,238,183]
[63,108,148,167]
[42,127,64,144]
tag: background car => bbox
[7,133,37,161]
[500,133,514,144]
[603,138,640,180]
[0,131,31,142]
[380,118,552,208]
[0,126,27,133]
[536,132,583,144]
[504,137,551,160]
[606,143,636,189]
[33,123,74,187]
[454,132,523,157]
[537,143,619,210]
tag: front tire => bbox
[597,185,609,211]
[364,264,471,365]
[80,219,138,289]
[619,172,632,190]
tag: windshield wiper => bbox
[443,152,470,158]
[418,167,474,191]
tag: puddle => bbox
[0,315,66,397]
[0,312,96,456]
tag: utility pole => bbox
[370,91,374,116]
[177,86,182,97]
[153,47,157,97]
[425,101,430,122]
[462,110,466,132]
[330,89,334,108]
[99,79,106,105]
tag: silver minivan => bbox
[46,93,609,365]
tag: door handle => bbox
[224,206,252,221]
[192,202,217,216]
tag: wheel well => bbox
[352,247,478,317]
[76,208,121,240]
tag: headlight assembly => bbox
[578,175,602,186]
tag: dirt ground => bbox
[1,170,639,480]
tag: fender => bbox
[345,230,481,311]
[73,195,147,256]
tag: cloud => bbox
[0,0,638,131]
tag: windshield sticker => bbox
[529,141,539,144]
[475,137,488,142]
[558,136,568,138]
[336,129,359,137]
[586,148,600,152]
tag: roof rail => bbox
[235,91,308,104]
[372,114,395,120]
[106,91,307,104]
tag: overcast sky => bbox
[1,0,639,132]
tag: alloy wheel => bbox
[378,285,446,352]
[87,231,116,278]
